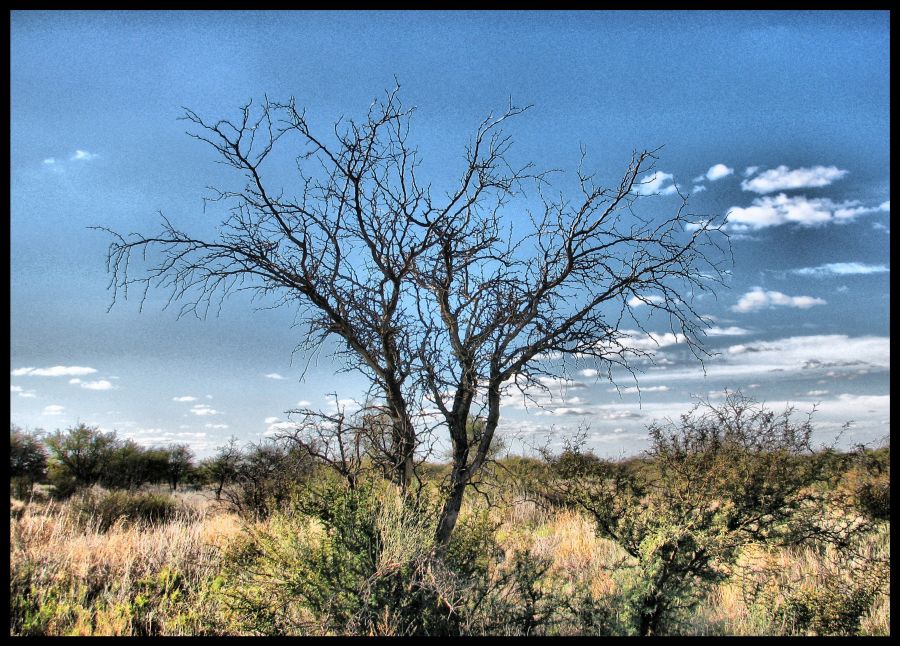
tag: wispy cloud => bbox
[732,288,826,313]
[705,163,734,181]
[42,404,65,416]
[692,185,707,194]
[742,166,760,177]
[725,194,887,231]
[634,171,678,196]
[296,400,312,407]
[10,385,37,398]
[172,396,198,402]
[12,365,98,377]
[264,373,287,380]
[608,385,670,394]
[741,165,848,194]
[791,262,889,277]
[204,423,229,429]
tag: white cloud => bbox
[630,335,889,386]
[705,325,751,336]
[71,149,99,161]
[634,171,678,196]
[725,194,887,231]
[204,423,229,429]
[740,165,848,194]
[12,365,98,377]
[742,166,760,177]
[806,390,830,397]
[579,369,599,378]
[42,158,56,165]
[42,404,65,416]
[621,330,686,351]
[172,396,197,402]
[264,420,297,436]
[265,373,286,380]
[627,294,665,308]
[189,404,220,416]
[692,185,707,194]
[791,262,889,277]
[79,379,114,391]
[264,416,281,424]
[608,385,670,394]
[10,385,37,398]
[69,378,81,384]
[732,288,826,313]
[296,400,312,407]
[706,164,734,181]
[879,200,889,211]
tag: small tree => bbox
[10,424,47,499]
[202,436,242,499]
[546,393,861,635]
[164,443,195,491]
[45,423,119,496]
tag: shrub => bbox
[71,490,179,532]
[544,393,866,636]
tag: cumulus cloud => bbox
[732,288,826,313]
[579,369,599,378]
[12,365,98,377]
[627,294,665,308]
[634,171,678,196]
[264,420,297,436]
[78,379,114,391]
[42,404,65,416]
[692,185,707,194]
[296,400,312,407]
[10,385,37,398]
[189,404,220,416]
[264,416,281,424]
[265,373,286,380]
[705,164,734,181]
[71,149,99,161]
[725,194,886,231]
[705,325,751,336]
[740,165,848,194]
[791,262,889,277]
[172,396,197,402]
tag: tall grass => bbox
[9,489,890,636]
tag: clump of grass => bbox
[9,497,242,635]
[69,489,182,532]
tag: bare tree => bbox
[100,86,728,547]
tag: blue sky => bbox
[10,11,890,458]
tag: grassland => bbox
[9,483,890,636]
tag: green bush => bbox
[71,490,179,532]
[772,577,877,636]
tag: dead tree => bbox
[99,86,728,546]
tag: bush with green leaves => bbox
[545,392,867,636]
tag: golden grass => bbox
[9,491,890,636]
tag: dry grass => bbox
[9,490,890,636]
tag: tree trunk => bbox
[434,474,468,549]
